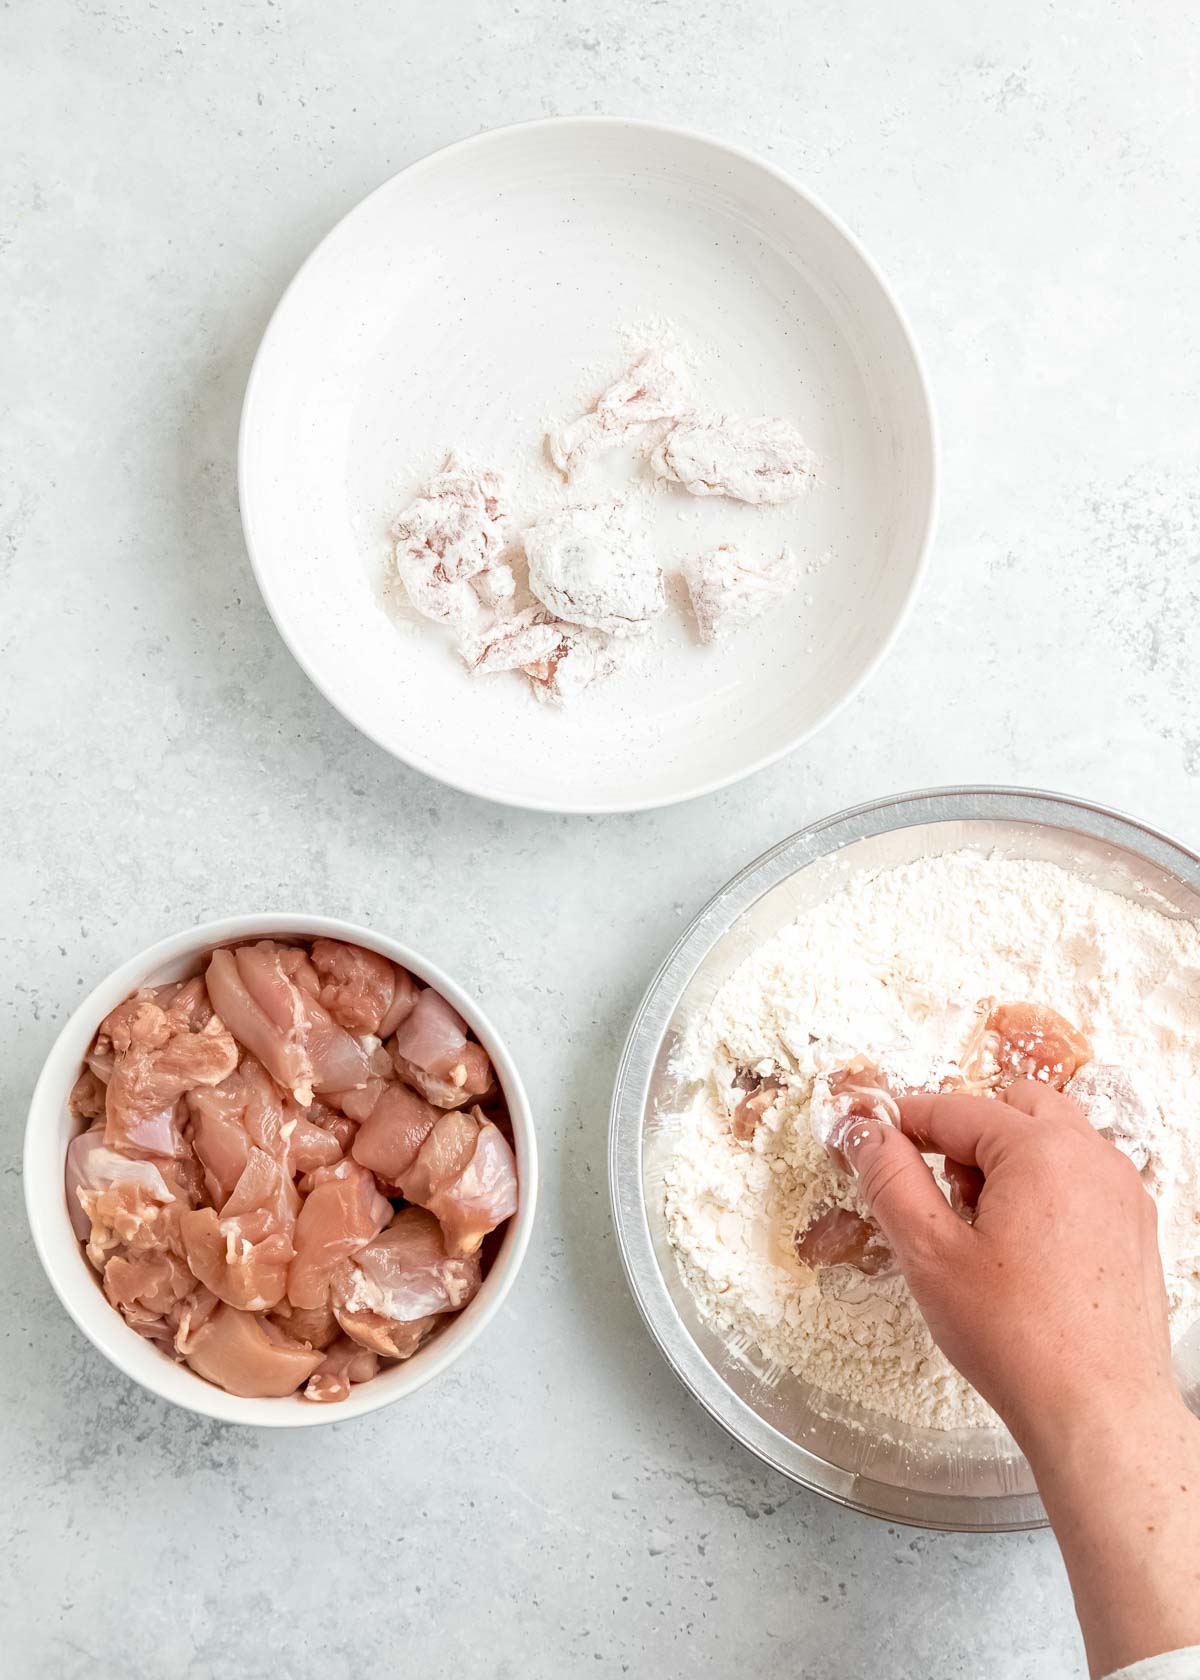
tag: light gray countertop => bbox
[3,3,1198,1675]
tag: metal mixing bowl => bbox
[609,788,1200,1531]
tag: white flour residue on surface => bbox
[662,851,1200,1432]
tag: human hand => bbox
[841,1081,1175,1451]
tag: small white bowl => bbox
[24,914,537,1427]
[240,117,938,813]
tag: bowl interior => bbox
[617,795,1200,1528]
[240,119,935,811]
[25,917,535,1427]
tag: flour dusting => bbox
[662,851,1200,1432]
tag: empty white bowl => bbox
[239,117,938,813]
[24,914,537,1427]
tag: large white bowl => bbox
[24,915,537,1427]
[239,117,938,813]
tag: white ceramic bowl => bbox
[24,914,537,1427]
[239,117,938,813]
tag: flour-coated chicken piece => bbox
[682,544,801,643]
[524,499,664,637]
[391,455,510,629]
[548,347,690,480]
[651,415,817,504]
[522,622,625,707]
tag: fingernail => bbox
[841,1120,885,1174]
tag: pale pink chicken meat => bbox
[286,1158,391,1310]
[651,414,817,504]
[305,1336,380,1404]
[332,1208,480,1358]
[65,938,519,1401]
[99,981,238,1159]
[350,1081,440,1188]
[183,1302,325,1398]
[398,1108,519,1257]
[390,987,494,1108]
[795,1205,895,1277]
[309,939,418,1037]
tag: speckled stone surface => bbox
[3,3,1198,1675]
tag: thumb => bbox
[842,1120,966,1271]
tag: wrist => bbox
[1008,1375,1187,1476]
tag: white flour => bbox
[662,851,1200,1432]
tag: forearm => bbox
[1019,1391,1200,1678]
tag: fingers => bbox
[1002,1078,1092,1128]
[843,1121,966,1269]
[897,1090,1024,1169]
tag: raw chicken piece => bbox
[398,1108,519,1257]
[302,1098,359,1155]
[522,622,624,707]
[965,1001,1092,1092]
[332,1207,481,1357]
[103,1249,197,1333]
[389,987,494,1109]
[100,984,238,1159]
[809,1057,906,1169]
[207,946,312,1101]
[70,1068,107,1121]
[304,1336,380,1404]
[351,1081,440,1186]
[287,1158,391,1310]
[795,1205,894,1277]
[286,1109,346,1176]
[180,1143,300,1313]
[188,1056,289,1209]
[728,1066,784,1143]
[324,1040,395,1122]
[208,942,374,1105]
[391,455,509,629]
[65,1122,181,1258]
[523,499,664,637]
[457,606,566,676]
[183,1303,325,1398]
[682,544,801,643]
[651,415,817,504]
[547,347,689,480]
[309,940,417,1037]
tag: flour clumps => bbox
[662,851,1200,1432]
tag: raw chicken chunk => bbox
[269,1299,340,1352]
[183,1302,325,1399]
[286,1158,391,1310]
[100,983,238,1159]
[351,1081,440,1187]
[389,987,494,1109]
[651,415,817,503]
[398,1107,519,1257]
[180,1145,299,1313]
[683,544,801,643]
[795,1204,894,1277]
[304,1335,380,1404]
[523,499,664,637]
[188,1056,289,1209]
[727,1066,784,1144]
[309,939,418,1037]
[964,1001,1092,1092]
[65,1122,184,1262]
[391,455,510,628]
[547,347,689,480]
[332,1207,481,1358]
